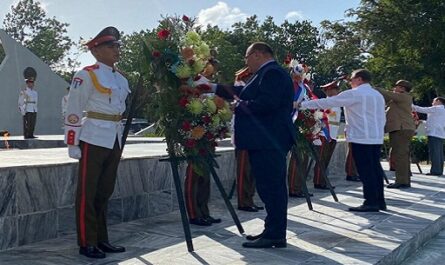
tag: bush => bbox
[382,135,443,163]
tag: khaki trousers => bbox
[314,138,337,186]
[389,130,414,184]
[184,162,210,219]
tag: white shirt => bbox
[61,94,69,116]
[18,87,38,114]
[64,62,130,149]
[412,104,445,139]
[301,83,386,144]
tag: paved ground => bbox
[0,162,444,265]
[402,229,445,265]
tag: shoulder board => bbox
[83,64,100,71]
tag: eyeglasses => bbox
[106,43,121,49]
[244,51,255,60]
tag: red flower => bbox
[182,15,190,22]
[196,84,211,93]
[182,121,192,131]
[185,139,196,149]
[152,50,161,57]
[202,116,211,124]
[206,132,214,140]
[157,29,170,40]
[324,109,331,115]
[179,97,189,107]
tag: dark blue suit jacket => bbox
[216,61,296,151]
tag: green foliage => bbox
[0,44,5,63]
[2,0,73,68]
[349,0,445,103]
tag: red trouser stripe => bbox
[186,163,196,219]
[79,143,89,247]
[237,151,246,205]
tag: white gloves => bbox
[68,145,82,159]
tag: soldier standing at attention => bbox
[64,26,129,259]
[18,77,38,139]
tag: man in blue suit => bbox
[214,42,295,248]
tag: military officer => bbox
[18,77,38,139]
[64,26,129,259]
[185,59,222,226]
[313,80,342,189]
[232,67,264,212]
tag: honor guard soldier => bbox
[288,63,316,197]
[18,77,38,139]
[233,67,264,212]
[64,26,129,259]
[185,58,222,226]
[313,80,342,189]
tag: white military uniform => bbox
[18,87,38,115]
[64,62,130,149]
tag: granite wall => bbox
[0,141,348,251]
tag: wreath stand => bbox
[160,153,244,252]
[293,143,338,210]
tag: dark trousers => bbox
[184,162,210,219]
[76,140,121,247]
[287,151,308,194]
[345,143,359,177]
[236,149,256,208]
[428,136,444,175]
[313,138,337,186]
[389,130,414,184]
[249,149,288,240]
[23,112,37,138]
[351,143,385,207]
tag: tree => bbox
[2,0,73,68]
[349,0,445,103]
[0,44,5,63]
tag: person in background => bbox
[18,77,38,139]
[301,69,387,212]
[313,80,342,189]
[412,97,445,176]
[232,67,264,212]
[376,80,415,189]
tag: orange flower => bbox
[181,47,194,60]
[214,96,225,109]
[191,126,206,139]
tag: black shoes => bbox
[79,245,106,259]
[289,192,313,198]
[246,232,264,241]
[204,216,221,224]
[242,238,287,248]
[238,205,264,212]
[189,218,212,226]
[387,183,411,189]
[348,204,380,212]
[314,184,335,190]
[346,175,361,182]
[98,241,126,253]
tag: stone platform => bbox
[0,135,166,149]
[0,162,444,265]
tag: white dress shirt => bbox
[412,104,445,139]
[301,83,386,144]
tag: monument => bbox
[0,29,69,136]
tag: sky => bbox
[0,0,361,67]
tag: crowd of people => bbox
[54,26,445,258]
